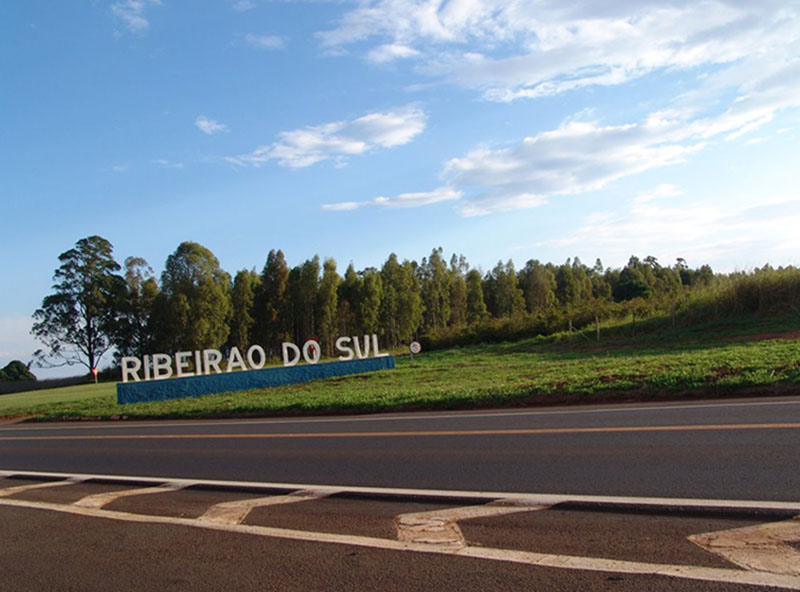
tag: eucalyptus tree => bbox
[317,258,340,356]
[380,254,422,346]
[465,269,487,323]
[228,268,258,353]
[253,249,290,356]
[154,241,232,352]
[419,247,451,331]
[113,256,159,359]
[32,235,125,373]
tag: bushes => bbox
[681,267,800,322]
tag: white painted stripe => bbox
[3,469,800,513]
[199,488,337,525]
[1,496,798,590]
[0,477,85,498]
[396,502,547,547]
[690,517,800,576]
[2,397,797,432]
[73,481,192,509]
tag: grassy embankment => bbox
[1,314,799,422]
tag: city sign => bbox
[116,334,395,405]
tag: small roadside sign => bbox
[409,341,421,366]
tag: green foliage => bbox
[113,256,158,359]
[253,249,290,356]
[419,247,451,331]
[614,266,653,301]
[484,260,524,317]
[519,259,557,312]
[155,241,232,352]
[229,269,258,352]
[32,235,124,372]
[359,267,383,334]
[33,235,800,380]
[317,258,341,356]
[465,269,488,323]
[5,315,800,421]
[448,254,468,327]
[0,360,37,382]
[380,254,423,347]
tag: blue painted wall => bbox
[117,356,396,405]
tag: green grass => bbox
[3,314,799,422]
[0,382,114,415]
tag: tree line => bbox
[31,235,798,374]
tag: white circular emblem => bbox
[409,341,422,355]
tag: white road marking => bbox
[73,481,193,509]
[4,468,800,514]
[198,488,337,525]
[1,496,799,590]
[690,516,800,576]
[1,397,797,432]
[396,501,548,547]
[0,477,85,498]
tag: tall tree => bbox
[485,260,524,318]
[156,241,232,352]
[253,249,290,356]
[228,269,258,353]
[465,269,488,323]
[337,263,362,337]
[32,235,124,372]
[555,259,581,307]
[518,259,556,313]
[317,258,341,356]
[448,254,468,327]
[419,247,452,331]
[113,256,159,360]
[359,267,383,335]
[380,254,422,347]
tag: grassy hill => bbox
[2,313,799,422]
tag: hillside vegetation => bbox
[4,313,799,422]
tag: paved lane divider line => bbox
[396,502,549,547]
[2,422,800,442]
[1,496,799,590]
[199,488,339,525]
[689,516,800,576]
[73,481,193,510]
[0,476,86,498]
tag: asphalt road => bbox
[1,395,799,501]
[0,505,783,592]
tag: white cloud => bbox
[322,201,362,211]
[323,186,461,211]
[195,115,230,135]
[232,0,256,11]
[318,1,800,106]
[313,2,800,218]
[226,105,426,168]
[153,159,184,169]
[444,120,703,216]
[367,44,420,64]
[547,190,800,270]
[112,164,129,173]
[111,0,161,33]
[243,33,286,50]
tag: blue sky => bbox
[2,0,800,375]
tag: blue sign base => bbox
[116,356,396,405]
